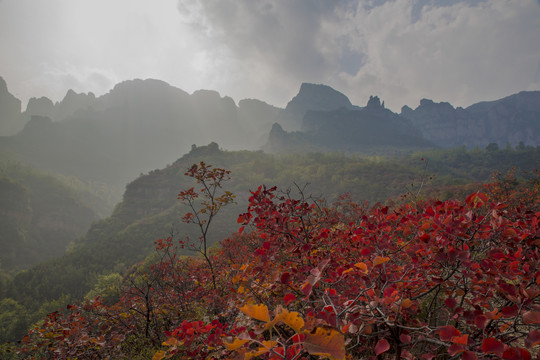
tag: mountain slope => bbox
[0,164,105,273]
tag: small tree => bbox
[177,162,235,290]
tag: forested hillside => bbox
[4,150,539,359]
[0,163,115,274]
[0,143,538,345]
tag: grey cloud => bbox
[176,0,539,111]
[176,0,354,79]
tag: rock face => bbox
[400,91,540,148]
[280,83,359,130]
[0,77,23,136]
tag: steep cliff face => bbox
[0,77,23,136]
[401,91,540,148]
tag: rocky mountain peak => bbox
[0,76,23,135]
[25,97,55,118]
[286,83,354,112]
[280,83,356,130]
[366,95,384,109]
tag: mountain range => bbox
[0,76,539,194]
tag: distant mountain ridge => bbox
[0,76,538,189]
[400,91,540,148]
[265,93,436,153]
[265,84,540,153]
[0,78,279,192]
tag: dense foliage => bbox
[0,144,538,345]
[9,163,539,359]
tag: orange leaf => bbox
[239,303,270,322]
[373,256,390,266]
[152,350,166,360]
[303,326,345,360]
[354,262,368,274]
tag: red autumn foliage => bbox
[17,168,540,359]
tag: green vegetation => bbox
[0,163,114,275]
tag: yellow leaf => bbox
[223,338,250,351]
[304,326,346,360]
[373,256,390,266]
[239,303,271,322]
[237,286,245,294]
[277,309,305,333]
[152,350,166,360]
[354,262,368,274]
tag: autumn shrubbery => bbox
[15,167,540,359]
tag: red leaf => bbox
[462,351,478,360]
[375,339,390,356]
[466,192,488,208]
[399,334,411,344]
[522,311,540,324]
[448,344,465,356]
[281,272,290,284]
[452,334,469,345]
[525,329,540,348]
[301,282,313,299]
[474,315,488,329]
[439,325,460,341]
[445,298,457,309]
[501,305,519,317]
[482,337,504,355]
[502,348,529,360]
[502,347,532,360]
[283,293,296,306]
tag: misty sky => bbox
[1,0,539,112]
